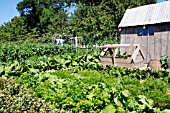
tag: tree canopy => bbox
[0,0,156,43]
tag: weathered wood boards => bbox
[98,44,145,68]
[100,56,114,66]
[97,44,140,48]
[100,56,144,68]
[168,32,170,57]
[120,24,170,65]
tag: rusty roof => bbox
[118,1,170,28]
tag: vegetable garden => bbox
[1,42,170,112]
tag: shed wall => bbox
[120,23,170,63]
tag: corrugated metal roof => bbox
[118,1,170,28]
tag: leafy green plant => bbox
[1,42,170,112]
[0,42,79,64]
[14,71,170,112]
[0,77,64,113]
[115,52,129,58]
[160,56,168,69]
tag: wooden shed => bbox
[118,1,170,67]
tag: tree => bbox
[16,0,69,35]
[0,0,157,42]
[68,0,156,44]
[0,16,28,41]
[68,2,116,44]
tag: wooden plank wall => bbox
[141,37,147,63]
[120,23,170,64]
[168,31,170,57]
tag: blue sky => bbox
[0,0,166,25]
[0,0,22,25]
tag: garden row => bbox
[1,53,170,112]
[0,42,170,112]
[0,41,89,64]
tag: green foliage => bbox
[0,0,156,43]
[1,52,101,76]
[74,0,156,6]
[69,2,117,44]
[0,42,170,111]
[0,42,78,63]
[0,16,28,41]
[116,52,129,58]
[160,55,168,69]
[68,0,156,44]
[0,77,62,113]
[0,0,69,41]
[14,71,169,112]
[16,0,69,34]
